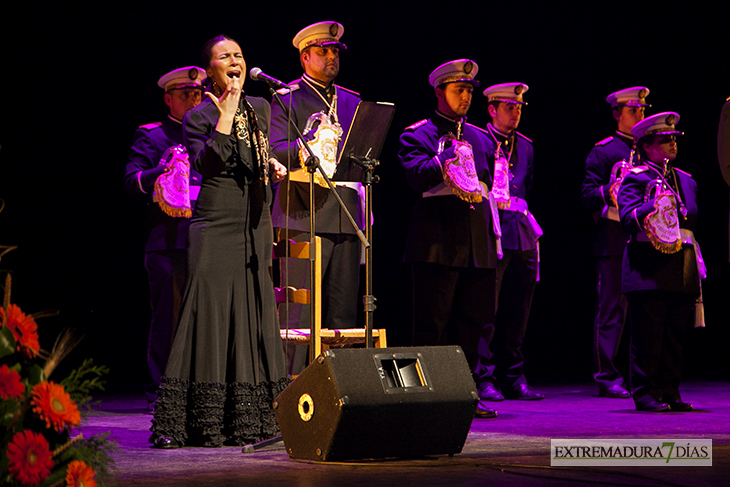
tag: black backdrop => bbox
[2,1,729,392]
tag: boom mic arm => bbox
[249,68,289,90]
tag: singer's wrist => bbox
[216,114,235,135]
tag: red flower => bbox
[65,460,97,487]
[6,430,54,486]
[0,363,25,400]
[0,304,40,358]
[31,381,81,432]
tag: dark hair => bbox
[637,135,656,162]
[612,105,624,122]
[299,46,311,70]
[200,35,238,92]
[201,35,237,68]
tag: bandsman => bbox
[581,87,650,399]
[475,83,544,402]
[399,59,499,418]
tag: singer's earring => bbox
[212,79,220,97]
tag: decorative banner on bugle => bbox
[644,184,682,254]
[491,142,511,209]
[438,122,483,203]
[298,99,343,188]
[154,145,192,218]
[442,140,484,203]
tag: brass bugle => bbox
[437,120,463,153]
[437,133,457,153]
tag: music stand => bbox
[341,101,396,347]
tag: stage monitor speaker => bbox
[274,346,478,461]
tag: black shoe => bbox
[151,436,181,449]
[667,400,693,412]
[636,400,671,412]
[475,401,498,418]
[504,384,544,400]
[599,385,631,399]
[478,382,504,401]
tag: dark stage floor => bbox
[83,381,730,486]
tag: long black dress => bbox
[150,95,287,447]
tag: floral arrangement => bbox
[1,207,116,486]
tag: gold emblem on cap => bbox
[639,88,647,98]
[666,114,675,126]
[330,23,338,37]
[188,68,199,80]
[514,85,524,95]
[463,61,473,74]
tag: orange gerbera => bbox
[6,430,54,486]
[0,363,25,400]
[31,381,81,432]
[65,460,97,487]
[0,304,40,358]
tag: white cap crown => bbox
[293,21,346,52]
[429,59,480,88]
[157,66,206,92]
[483,82,529,104]
[631,111,682,140]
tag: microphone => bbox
[249,68,289,90]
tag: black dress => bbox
[150,95,287,447]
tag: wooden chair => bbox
[274,236,387,360]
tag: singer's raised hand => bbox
[208,75,242,135]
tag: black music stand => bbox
[340,102,396,346]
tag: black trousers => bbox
[475,248,538,390]
[626,290,695,407]
[411,262,496,372]
[593,254,629,390]
[144,249,186,401]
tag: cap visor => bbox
[316,41,347,51]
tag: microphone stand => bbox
[243,82,378,455]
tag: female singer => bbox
[151,35,288,448]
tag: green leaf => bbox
[0,325,16,358]
[28,363,45,385]
[61,359,109,410]
[0,399,19,428]
[36,465,67,487]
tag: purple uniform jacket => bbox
[581,132,634,256]
[269,78,363,234]
[124,116,202,252]
[399,113,498,270]
[617,163,700,295]
[485,125,537,251]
